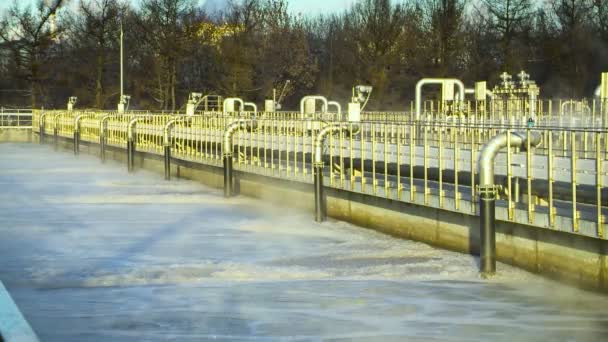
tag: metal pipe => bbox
[127,116,145,173]
[222,119,258,197]
[300,95,328,119]
[243,102,257,116]
[53,113,61,150]
[328,101,342,118]
[73,114,85,155]
[222,98,245,115]
[415,78,465,120]
[477,130,541,276]
[163,117,188,180]
[99,115,114,163]
[39,112,48,144]
[314,123,358,222]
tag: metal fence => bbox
[32,109,607,240]
[0,108,32,128]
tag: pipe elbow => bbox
[163,119,180,146]
[127,117,140,140]
[314,123,356,164]
[223,119,257,156]
[74,115,85,132]
[478,131,541,188]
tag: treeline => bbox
[1,0,608,110]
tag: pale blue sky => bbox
[0,0,357,15]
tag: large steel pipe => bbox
[222,119,258,197]
[39,112,48,144]
[415,78,465,120]
[73,114,85,155]
[53,113,61,151]
[127,117,147,173]
[163,117,188,180]
[313,123,358,222]
[477,131,541,276]
[99,115,114,163]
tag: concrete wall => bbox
[0,128,35,143]
[34,135,608,292]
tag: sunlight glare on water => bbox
[0,143,607,341]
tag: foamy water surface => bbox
[0,143,607,341]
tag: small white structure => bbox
[117,95,130,113]
[186,92,203,116]
[67,96,77,111]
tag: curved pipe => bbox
[561,100,576,115]
[222,119,258,197]
[127,116,150,172]
[39,112,49,130]
[223,119,257,156]
[53,113,62,130]
[73,114,87,155]
[127,116,148,141]
[52,112,63,150]
[163,117,183,146]
[314,123,354,164]
[300,96,328,119]
[99,114,115,162]
[74,114,86,132]
[478,131,542,188]
[39,112,49,143]
[313,123,359,222]
[327,101,342,118]
[223,98,245,115]
[243,102,257,115]
[162,116,189,180]
[415,78,465,120]
[477,130,541,276]
[99,114,114,133]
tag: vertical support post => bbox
[314,162,326,222]
[164,144,171,180]
[100,128,106,163]
[223,153,233,197]
[127,137,135,173]
[39,120,45,144]
[73,130,80,155]
[572,131,578,232]
[479,186,497,276]
[54,126,58,150]
[597,132,603,238]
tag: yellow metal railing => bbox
[30,108,608,239]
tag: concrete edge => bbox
[0,282,39,342]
